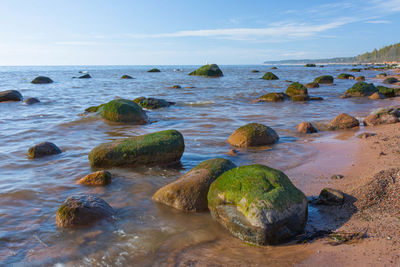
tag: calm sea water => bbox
[0,65,396,266]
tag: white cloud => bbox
[365,20,390,24]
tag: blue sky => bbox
[0,0,399,65]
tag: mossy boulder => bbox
[56,194,115,228]
[152,158,236,212]
[189,64,223,77]
[262,72,279,80]
[355,76,365,81]
[328,113,359,130]
[350,68,361,72]
[297,121,317,134]
[77,170,112,186]
[376,73,387,78]
[88,130,185,167]
[0,90,23,102]
[344,82,378,97]
[305,82,319,88]
[98,99,148,123]
[24,97,40,105]
[369,92,385,100]
[28,142,62,159]
[251,70,260,73]
[286,82,308,98]
[313,75,333,84]
[317,188,344,205]
[121,75,133,79]
[31,76,53,84]
[364,108,400,126]
[228,123,279,148]
[171,85,182,89]
[207,164,308,245]
[304,64,316,67]
[79,74,91,79]
[337,73,355,80]
[133,97,175,109]
[271,67,278,69]
[147,68,161,73]
[291,95,310,101]
[258,92,288,102]
[377,86,400,97]
[383,77,399,84]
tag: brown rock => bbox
[77,171,112,186]
[27,142,62,159]
[228,123,279,147]
[369,92,385,100]
[328,113,359,130]
[297,121,318,133]
[355,76,365,81]
[305,82,319,88]
[364,109,400,126]
[317,188,344,205]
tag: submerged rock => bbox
[171,85,182,89]
[271,67,278,69]
[286,82,308,99]
[328,113,359,130]
[337,73,355,80]
[28,142,62,159]
[355,76,365,81]
[304,64,316,67]
[77,170,112,186]
[377,86,400,97]
[313,75,333,84]
[133,97,175,109]
[207,164,308,245]
[383,77,399,84]
[189,64,223,77]
[147,68,161,72]
[364,108,400,126]
[121,75,133,79]
[369,92,385,100]
[376,73,387,78]
[97,99,148,123]
[24,97,40,105]
[78,74,91,79]
[297,121,318,133]
[0,90,23,102]
[228,123,279,147]
[261,72,279,80]
[344,82,377,97]
[251,70,260,73]
[350,68,361,72]
[31,76,53,84]
[88,130,185,167]
[305,82,319,88]
[152,158,236,212]
[258,92,288,102]
[56,194,114,228]
[291,95,310,101]
[317,188,344,205]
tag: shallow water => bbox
[0,65,397,266]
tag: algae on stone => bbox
[99,99,148,123]
[261,72,279,80]
[313,75,333,84]
[189,64,223,77]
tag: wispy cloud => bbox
[365,20,390,24]
[125,17,355,41]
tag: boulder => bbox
[376,73,387,78]
[189,64,223,77]
[207,164,308,245]
[31,76,53,84]
[0,90,23,102]
[344,82,377,97]
[171,85,182,89]
[328,113,359,130]
[317,188,344,205]
[377,86,400,97]
[383,77,399,84]
[285,82,308,98]
[355,76,365,81]
[364,108,400,126]
[88,130,185,167]
[152,158,236,212]
[309,96,323,101]
[258,92,288,102]
[27,142,62,159]
[291,95,310,101]
[313,75,333,84]
[24,97,40,105]
[251,70,260,73]
[228,123,279,147]
[56,194,114,228]
[369,92,385,100]
[262,72,279,80]
[337,73,355,80]
[98,99,148,123]
[78,74,91,79]
[133,97,175,109]
[77,170,112,186]
[350,68,361,72]
[304,64,316,67]
[271,67,278,69]
[305,82,319,88]
[297,122,318,133]
[121,75,133,79]
[147,68,161,72]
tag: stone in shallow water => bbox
[24,97,40,105]
[31,76,53,84]
[297,121,318,133]
[317,188,344,205]
[27,142,62,159]
[228,123,279,147]
[328,113,359,130]
[0,90,23,102]
[77,170,112,186]
[189,64,223,77]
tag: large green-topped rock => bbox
[228,123,279,147]
[88,99,148,123]
[189,64,223,77]
[261,72,279,80]
[88,130,184,167]
[207,164,308,245]
[152,158,236,212]
[337,73,355,80]
[258,92,288,102]
[313,75,333,84]
[344,82,378,97]
[286,82,308,98]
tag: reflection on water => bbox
[0,65,397,266]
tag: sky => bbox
[0,0,399,65]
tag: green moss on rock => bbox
[337,73,355,79]
[99,99,148,123]
[147,68,161,72]
[383,77,399,84]
[345,82,378,97]
[133,97,175,109]
[377,86,400,97]
[286,82,308,97]
[88,130,185,167]
[258,92,288,102]
[313,75,333,84]
[261,72,279,80]
[189,64,223,77]
[304,64,316,67]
